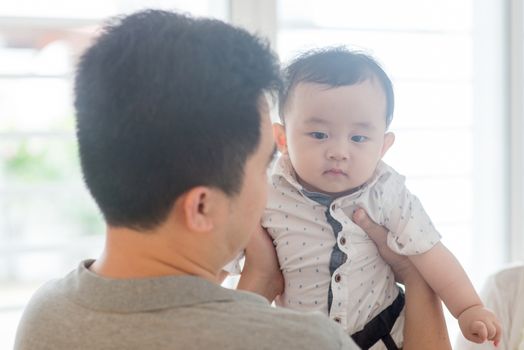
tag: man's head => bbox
[274,47,395,195]
[75,10,281,234]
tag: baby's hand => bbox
[458,305,502,346]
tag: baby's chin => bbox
[297,174,366,196]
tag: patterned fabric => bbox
[300,189,346,314]
[262,154,441,340]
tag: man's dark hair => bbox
[279,47,394,127]
[74,10,281,230]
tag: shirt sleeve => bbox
[374,167,441,255]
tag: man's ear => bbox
[381,132,395,158]
[273,123,288,154]
[180,186,216,233]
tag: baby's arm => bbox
[375,167,501,344]
[237,225,284,301]
[410,243,502,344]
[353,209,452,350]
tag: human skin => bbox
[274,81,394,195]
[90,97,277,283]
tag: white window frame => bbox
[509,0,524,262]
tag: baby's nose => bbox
[327,148,349,161]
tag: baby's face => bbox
[281,80,393,196]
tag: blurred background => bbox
[0,0,522,347]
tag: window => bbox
[0,1,228,348]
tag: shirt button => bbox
[331,204,336,210]
[334,274,341,283]
[333,317,342,323]
[339,237,346,246]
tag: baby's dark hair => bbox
[279,47,394,127]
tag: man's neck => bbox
[89,226,220,283]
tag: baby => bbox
[240,47,501,349]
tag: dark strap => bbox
[351,289,405,350]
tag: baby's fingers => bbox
[485,321,496,342]
[488,319,502,346]
[470,321,488,343]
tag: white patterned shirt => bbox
[263,154,441,339]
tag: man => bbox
[15,10,450,349]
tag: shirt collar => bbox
[271,154,303,189]
[61,260,267,313]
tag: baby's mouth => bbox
[324,168,347,176]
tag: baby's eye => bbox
[351,135,368,143]
[309,132,328,140]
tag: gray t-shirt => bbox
[15,260,358,349]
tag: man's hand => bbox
[237,226,284,301]
[353,208,416,284]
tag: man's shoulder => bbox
[21,277,69,314]
[214,299,357,349]
[14,276,73,349]
[14,267,359,350]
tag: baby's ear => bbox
[272,123,288,154]
[381,132,395,158]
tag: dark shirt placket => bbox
[301,190,348,315]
